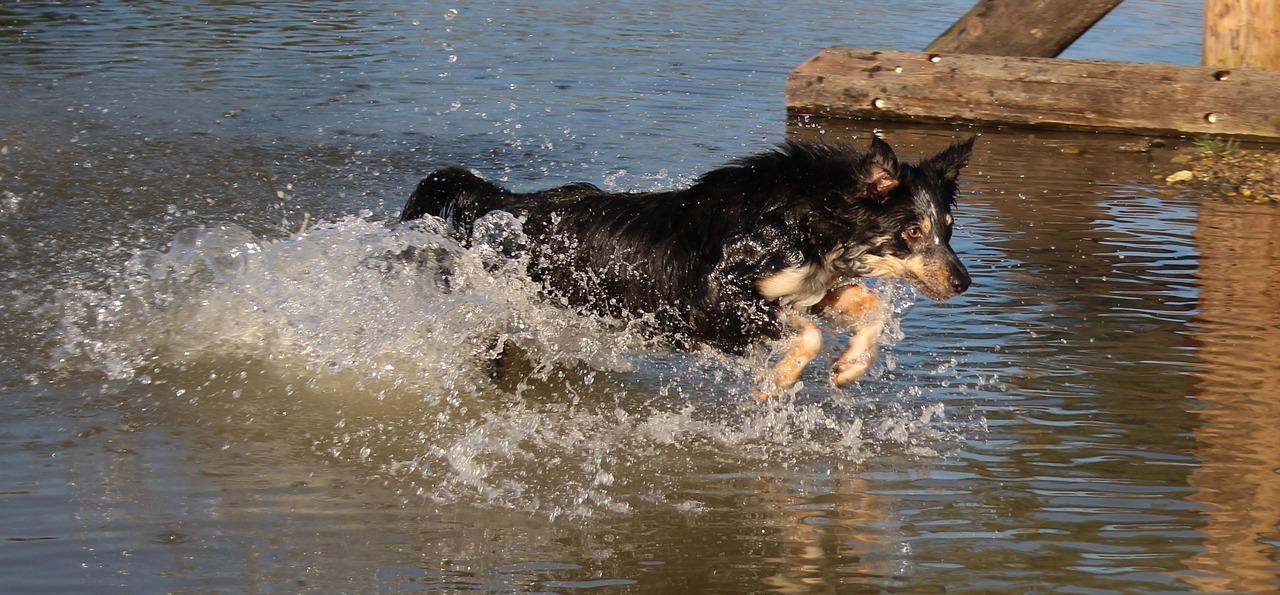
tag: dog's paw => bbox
[830,319,883,387]
[831,352,875,387]
[753,379,803,401]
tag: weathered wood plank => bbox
[786,47,1280,139]
[1204,0,1280,69]
[926,0,1124,58]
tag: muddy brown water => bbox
[4,0,1279,592]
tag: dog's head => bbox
[821,136,975,300]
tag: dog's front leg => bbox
[816,284,885,387]
[756,314,823,400]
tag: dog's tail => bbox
[400,167,507,225]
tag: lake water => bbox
[4,0,1280,592]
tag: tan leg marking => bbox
[756,315,823,400]
[816,284,885,387]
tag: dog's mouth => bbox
[857,251,971,301]
[905,270,969,301]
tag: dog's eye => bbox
[904,225,924,239]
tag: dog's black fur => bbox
[401,137,974,390]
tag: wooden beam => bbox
[786,47,1280,139]
[925,0,1125,58]
[1204,0,1280,69]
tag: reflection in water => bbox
[751,475,894,592]
[1186,201,1280,593]
[9,0,1280,591]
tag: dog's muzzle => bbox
[911,246,970,301]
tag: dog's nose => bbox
[950,270,971,295]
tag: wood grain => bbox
[1203,0,1280,69]
[925,0,1125,58]
[786,47,1280,139]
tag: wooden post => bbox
[925,0,1125,58]
[1203,0,1280,70]
[786,47,1280,139]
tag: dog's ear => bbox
[925,135,976,182]
[862,136,900,199]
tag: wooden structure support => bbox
[926,0,1124,58]
[786,47,1280,139]
[789,0,1280,139]
[1204,0,1280,69]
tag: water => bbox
[5,0,1280,592]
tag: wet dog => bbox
[400,136,974,397]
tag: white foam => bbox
[53,214,962,518]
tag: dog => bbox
[400,136,974,397]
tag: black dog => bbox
[401,136,974,397]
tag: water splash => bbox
[52,213,963,518]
